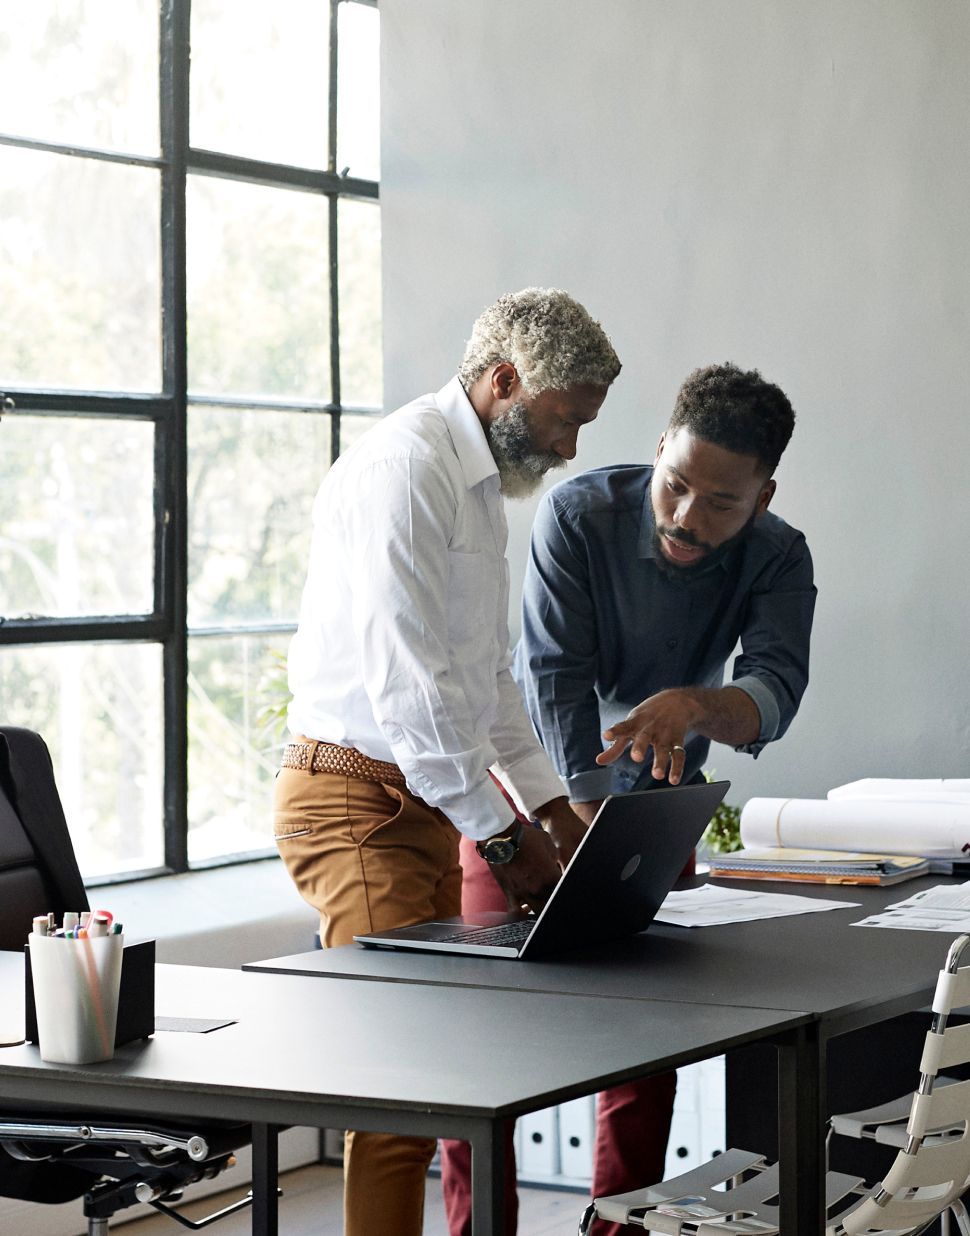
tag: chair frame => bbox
[0,726,262,1234]
[579,933,970,1236]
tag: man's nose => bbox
[554,427,579,460]
[673,494,699,529]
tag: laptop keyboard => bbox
[444,920,535,947]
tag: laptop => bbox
[354,779,729,960]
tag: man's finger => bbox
[595,735,628,765]
[669,742,687,786]
[626,728,651,762]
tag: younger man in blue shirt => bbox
[440,362,816,1236]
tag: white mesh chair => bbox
[578,933,970,1236]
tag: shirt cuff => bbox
[563,766,615,803]
[437,774,519,843]
[730,675,780,756]
[493,751,566,821]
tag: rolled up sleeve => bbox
[730,533,817,757]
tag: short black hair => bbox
[668,363,795,475]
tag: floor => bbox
[124,1163,587,1235]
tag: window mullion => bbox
[159,0,191,873]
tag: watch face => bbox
[482,838,516,865]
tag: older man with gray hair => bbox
[275,287,621,1235]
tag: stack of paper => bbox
[739,779,970,860]
[707,848,929,886]
[854,882,970,933]
[656,883,857,927]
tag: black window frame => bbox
[0,0,380,883]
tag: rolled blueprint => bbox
[740,796,970,859]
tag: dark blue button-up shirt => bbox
[512,464,817,801]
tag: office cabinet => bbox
[510,1056,726,1188]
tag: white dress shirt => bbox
[287,376,565,841]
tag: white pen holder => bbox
[29,933,124,1064]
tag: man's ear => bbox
[756,477,777,515]
[489,361,519,403]
[654,432,666,465]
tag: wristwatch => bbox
[476,821,524,865]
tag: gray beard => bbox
[486,401,566,499]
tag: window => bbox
[0,0,381,880]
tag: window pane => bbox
[190,0,329,168]
[0,147,161,392]
[0,416,154,620]
[0,1,158,154]
[338,200,382,407]
[337,2,380,182]
[188,407,331,627]
[188,631,290,864]
[187,177,331,401]
[0,642,164,879]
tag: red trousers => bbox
[439,833,677,1236]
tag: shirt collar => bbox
[637,467,661,559]
[436,376,498,490]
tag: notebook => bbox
[354,780,730,959]
[706,847,929,886]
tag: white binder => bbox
[557,1096,596,1181]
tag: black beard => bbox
[650,509,757,582]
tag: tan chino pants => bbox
[274,750,462,1236]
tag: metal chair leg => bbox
[578,1201,597,1235]
[950,1198,970,1236]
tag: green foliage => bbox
[700,770,742,853]
[256,648,291,749]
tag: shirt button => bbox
[666,639,678,649]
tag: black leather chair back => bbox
[0,727,89,950]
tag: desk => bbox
[245,876,957,1234]
[0,955,800,1236]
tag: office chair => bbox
[0,725,256,1234]
[578,932,970,1236]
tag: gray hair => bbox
[457,287,621,395]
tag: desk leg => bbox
[251,1122,280,1236]
[469,1116,508,1236]
[778,1024,826,1236]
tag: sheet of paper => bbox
[829,778,970,802]
[854,881,970,932]
[655,882,859,927]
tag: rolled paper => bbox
[740,796,970,859]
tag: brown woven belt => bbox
[281,740,407,788]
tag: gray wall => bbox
[380,0,970,807]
